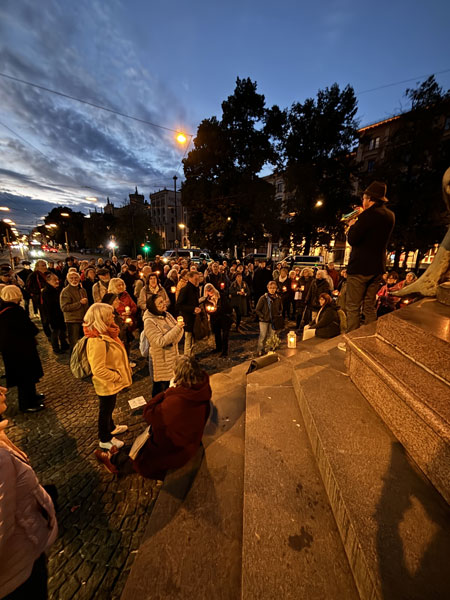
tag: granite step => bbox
[345,330,450,505]
[121,362,249,600]
[292,342,450,600]
[242,358,358,600]
[375,299,450,384]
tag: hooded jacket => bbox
[133,375,212,480]
[143,310,184,382]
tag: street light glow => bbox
[60,212,70,217]
[178,223,186,229]
[315,200,323,207]
[176,133,187,144]
[0,207,10,211]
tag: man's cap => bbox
[363,181,388,203]
[128,264,137,272]
[97,268,110,275]
[21,260,31,266]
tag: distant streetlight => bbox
[60,212,70,217]
[0,207,10,211]
[178,223,186,229]
[315,200,323,207]
[3,218,14,224]
[176,133,187,144]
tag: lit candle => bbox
[177,316,184,324]
[301,286,304,291]
[125,306,130,313]
[156,271,160,276]
[403,299,410,305]
[292,283,297,290]
[241,288,245,294]
[282,286,287,292]
[171,286,176,293]
[125,317,132,324]
[287,330,297,348]
[140,272,144,277]
[220,282,225,289]
[206,304,216,312]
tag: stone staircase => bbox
[122,299,450,600]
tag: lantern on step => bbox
[287,330,297,348]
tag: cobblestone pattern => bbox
[1,313,283,599]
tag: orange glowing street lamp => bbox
[176,133,187,144]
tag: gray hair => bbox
[83,303,114,334]
[108,277,126,294]
[173,355,207,388]
[0,284,23,303]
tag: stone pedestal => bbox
[345,299,450,504]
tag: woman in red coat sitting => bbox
[133,355,212,480]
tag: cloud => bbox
[0,0,192,231]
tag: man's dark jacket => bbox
[42,284,66,328]
[252,267,273,301]
[347,203,395,276]
[176,281,200,332]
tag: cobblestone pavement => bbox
[1,313,290,599]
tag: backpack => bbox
[70,336,92,379]
[139,329,150,357]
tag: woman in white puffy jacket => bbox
[143,293,184,397]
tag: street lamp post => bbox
[60,213,70,255]
[173,175,178,256]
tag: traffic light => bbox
[143,245,150,252]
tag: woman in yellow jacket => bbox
[83,303,132,451]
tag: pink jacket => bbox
[0,425,58,597]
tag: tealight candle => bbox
[171,286,176,293]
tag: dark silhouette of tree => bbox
[279,84,359,254]
[182,77,282,253]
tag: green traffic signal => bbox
[143,245,150,252]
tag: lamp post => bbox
[60,212,70,255]
[173,175,178,255]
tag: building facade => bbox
[149,188,188,249]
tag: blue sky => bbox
[1,0,450,230]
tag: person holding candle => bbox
[176,271,201,357]
[229,273,249,332]
[206,262,228,293]
[201,283,233,356]
[137,272,169,312]
[275,267,291,320]
[163,268,179,315]
[108,278,138,331]
[134,265,151,302]
[0,387,58,598]
[92,268,111,304]
[143,294,184,396]
[41,273,70,355]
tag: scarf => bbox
[83,322,122,343]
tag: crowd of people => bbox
[0,180,418,597]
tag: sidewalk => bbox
[1,315,263,599]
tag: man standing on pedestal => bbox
[345,181,395,333]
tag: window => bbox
[445,116,450,131]
[375,137,380,149]
[276,182,283,193]
[367,159,375,172]
[369,139,375,150]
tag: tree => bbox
[42,207,87,249]
[369,76,450,269]
[182,78,282,253]
[279,84,359,254]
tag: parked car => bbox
[243,252,271,264]
[285,255,325,269]
[161,248,212,264]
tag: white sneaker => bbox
[111,425,128,435]
[99,437,124,450]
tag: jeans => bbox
[38,306,51,339]
[257,321,272,353]
[4,553,47,600]
[346,274,383,333]
[98,394,116,443]
[66,322,83,350]
[184,331,195,356]
[212,323,230,354]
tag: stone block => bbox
[292,346,450,600]
[345,331,450,505]
[375,299,450,384]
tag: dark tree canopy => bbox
[182,77,282,252]
[279,84,359,252]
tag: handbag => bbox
[193,308,210,341]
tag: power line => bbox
[0,71,194,137]
[357,67,450,95]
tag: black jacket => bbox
[42,284,65,328]
[253,267,273,299]
[310,304,341,339]
[0,302,43,386]
[176,281,200,332]
[347,203,395,276]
